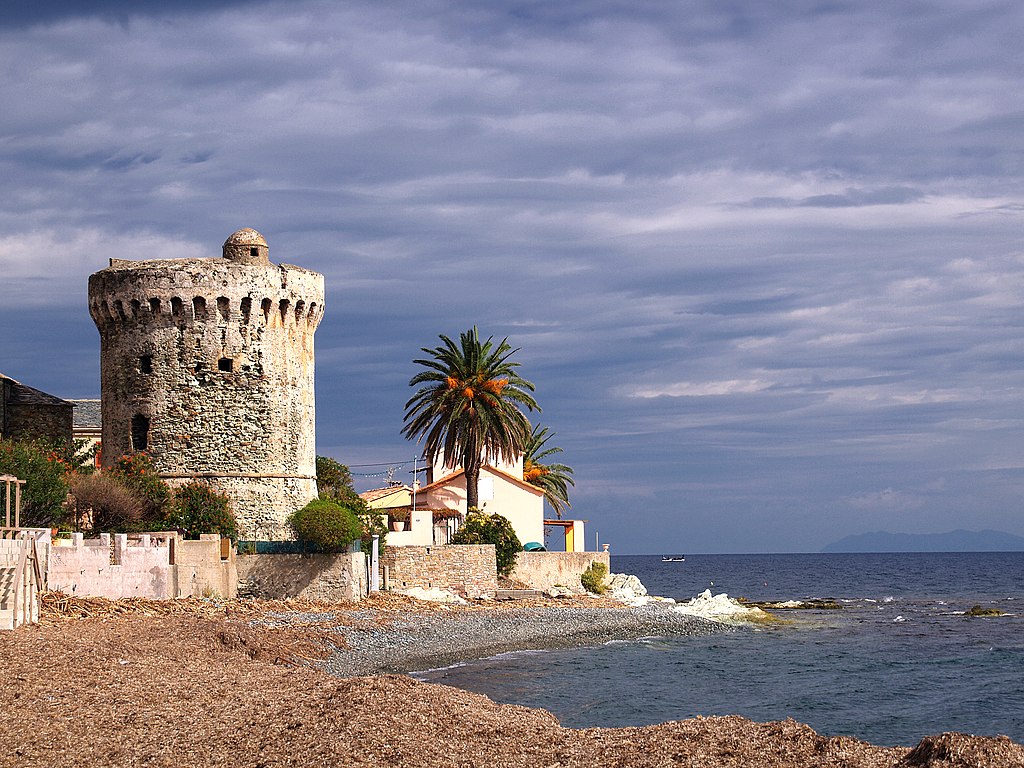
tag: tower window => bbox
[131,415,150,451]
[218,357,233,372]
[217,296,230,321]
[250,247,259,258]
[139,355,153,374]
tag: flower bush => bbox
[165,482,237,540]
[451,508,521,577]
[0,438,72,528]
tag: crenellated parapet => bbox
[87,229,325,539]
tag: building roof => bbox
[68,399,102,429]
[420,464,544,496]
[360,485,412,503]
[0,372,71,408]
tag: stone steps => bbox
[495,588,545,600]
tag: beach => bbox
[1,593,1022,767]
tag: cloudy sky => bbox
[1,1,1022,553]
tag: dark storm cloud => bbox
[1,0,1022,552]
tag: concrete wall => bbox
[236,552,366,602]
[175,534,238,598]
[381,544,497,599]
[510,551,611,593]
[47,532,236,599]
[385,506,433,546]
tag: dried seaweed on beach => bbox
[3,599,1022,768]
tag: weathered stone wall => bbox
[1,377,73,443]
[510,551,611,593]
[236,552,367,602]
[381,544,497,599]
[87,230,324,539]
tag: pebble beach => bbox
[2,592,1022,767]
[312,601,726,677]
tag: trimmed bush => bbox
[581,561,609,594]
[165,482,238,540]
[288,498,363,553]
[451,509,521,577]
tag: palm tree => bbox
[523,425,575,518]
[402,327,539,511]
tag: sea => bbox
[414,552,1024,747]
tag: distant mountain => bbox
[821,529,1024,553]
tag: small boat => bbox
[661,555,686,562]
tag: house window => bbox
[218,357,233,372]
[139,355,153,374]
[131,415,150,451]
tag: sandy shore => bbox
[1,593,1022,768]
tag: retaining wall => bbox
[47,532,236,599]
[381,544,497,599]
[236,552,367,602]
[510,551,611,593]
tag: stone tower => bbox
[88,229,325,539]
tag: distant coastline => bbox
[821,528,1024,553]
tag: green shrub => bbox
[165,482,238,540]
[356,506,388,555]
[580,561,609,594]
[451,509,521,577]
[108,453,171,523]
[315,455,386,554]
[0,438,72,528]
[288,498,363,553]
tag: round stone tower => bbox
[88,229,325,539]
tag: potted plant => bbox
[388,508,410,532]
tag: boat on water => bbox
[661,555,685,562]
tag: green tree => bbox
[315,455,386,553]
[0,438,72,528]
[523,425,575,518]
[451,508,522,577]
[288,498,363,553]
[402,327,539,511]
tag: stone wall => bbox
[87,229,324,539]
[381,544,497,599]
[47,532,236,599]
[236,552,367,602]
[510,551,611,593]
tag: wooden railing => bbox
[8,531,41,627]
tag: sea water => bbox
[414,552,1024,747]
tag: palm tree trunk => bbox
[464,462,480,511]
